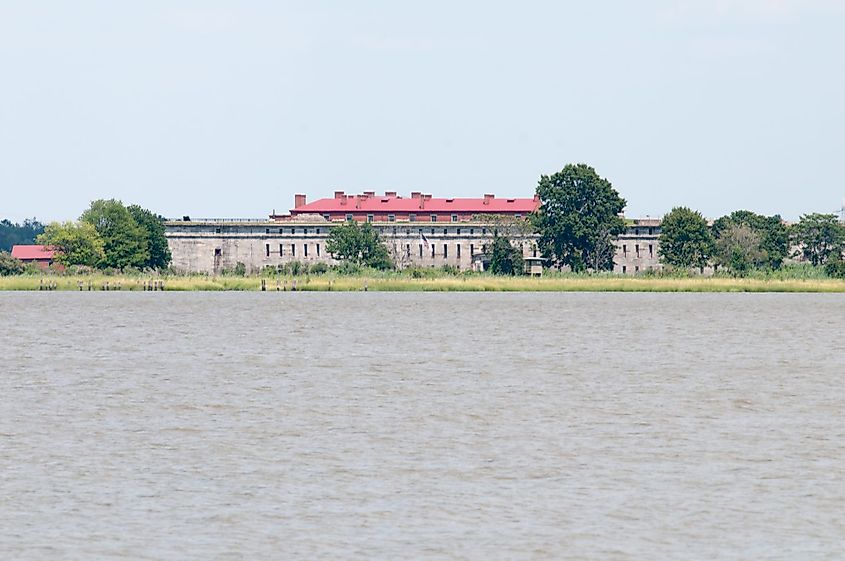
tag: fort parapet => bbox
[165,192,664,274]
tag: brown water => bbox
[2,292,844,560]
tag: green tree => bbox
[713,223,766,276]
[0,218,44,252]
[127,205,172,269]
[659,207,714,271]
[488,235,524,275]
[81,199,148,269]
[0,251,25,275]
[534,164,626,272]
[37,221,105,267]
[326,222,392,269]
[792,213,845,266]
[712,210,788,269]
[825,257,845,279]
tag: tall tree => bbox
[712,210,788,269]
[37,221,105,267]
[534,164,626,272]
[792,213,845,266]
[488,235,524,275]
[326,222,392,269]
[659,207,714,271]
[127,205,172,269]
[81,199,149,269]
[713,223,766,276]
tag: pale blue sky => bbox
[1,0,843,222]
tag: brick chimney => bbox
[294,194,306,208]
[363,191,375,198]
[411,191,421,199]
[420,193,432,210]
[385,191,397,198]
[334,190,345,199]
[484,193,494,205]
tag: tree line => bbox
[0,200,171,275]
[3,165,843,278]
[40,199,171,270]
[0,219,44,252]
[658,207,845,276]
[530,163,845,277]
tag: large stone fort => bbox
[165,192,663,274]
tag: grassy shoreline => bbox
[2,274,845,292]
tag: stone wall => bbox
[613,219,663,274]
[166,219,663,275]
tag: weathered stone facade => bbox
[166,217,664,275]
[613,218,663,274]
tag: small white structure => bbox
[523,257,546,276]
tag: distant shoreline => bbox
[2,274,845,293]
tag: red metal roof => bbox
[11,245,55,260]
[291,193,539,214]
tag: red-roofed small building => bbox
[11,245,56,270]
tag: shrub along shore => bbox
[2,271,845,293]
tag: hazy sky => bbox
[2,0,843,222]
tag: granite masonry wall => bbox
[165,218,664,275]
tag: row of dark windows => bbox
[265,227,322,235]
[209,225,612,238]
[252,241,540,260]
[216,226,498,236]
[622,244,654,258]
[631,227,657,235]
[392,227,489,236]
[412,243,469,258]
[340,213,523,223]
[406,243,538,259]
[214,225,654,236]
[215,224,649,235]
[216,227,325,235]
[265,243,321,258]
